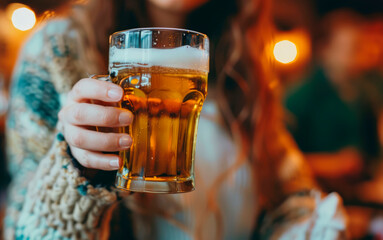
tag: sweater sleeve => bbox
[257,128,348,239]
[4,19,117,240]
[258,191,348,239]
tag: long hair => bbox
[66,0,315,237]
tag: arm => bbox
[257,127,348,239]
[4,20,122,239]
[259,191,348,240]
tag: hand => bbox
[59,78,133,170]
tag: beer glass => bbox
[102,28,209,193]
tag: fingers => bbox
[59,103,133,127]
[69,78,123,103]
[61,78,131,171]
[70,146,122,170]
[64,124,132,152]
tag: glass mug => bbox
[94,28,209,193]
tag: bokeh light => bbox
[273,40,298,64]
[11,7,36,31]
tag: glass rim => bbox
[112,27,208,39]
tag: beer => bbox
[111,45,208,193]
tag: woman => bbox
[4,0,346,239]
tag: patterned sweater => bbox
[4,18,347,240]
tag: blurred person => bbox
[284,9,380,239]
[350,16,383,239]
[3,0,347,239]
[357,17,383,144]
[285,10,380,193]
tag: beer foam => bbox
[109,46,209,72]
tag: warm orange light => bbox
[11,7,36,31]
[273,40,298,64]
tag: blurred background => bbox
[0,0,382,239]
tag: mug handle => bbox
[90,74,111,82]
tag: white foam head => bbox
[109,46,209,72]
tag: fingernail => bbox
[107,88,122,100]
[119,135,132,148]
[119,111,133,125]
[109,159,120,168]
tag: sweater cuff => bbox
[15,134,117,239]
[58,132,117,188]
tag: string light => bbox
[11,7,36,31]
[273,40,298,64]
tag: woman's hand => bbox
[59,78,133,171]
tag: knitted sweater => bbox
[4,18,347,240]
